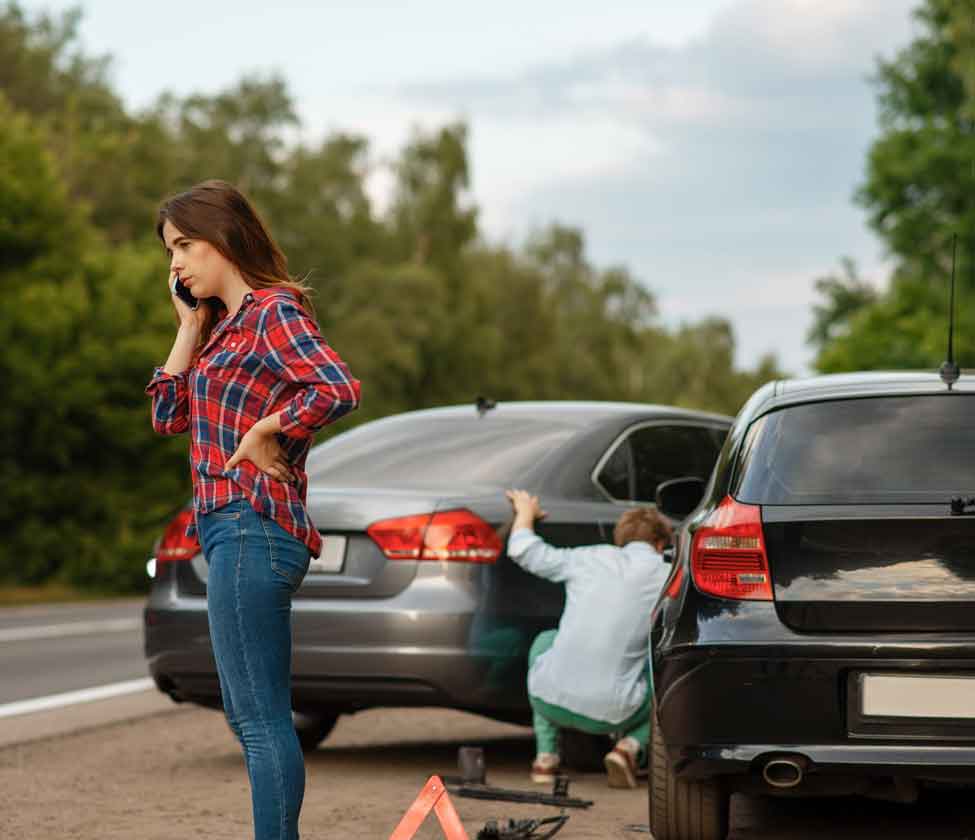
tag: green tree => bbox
[391,123,477,278]
[0,93,185,590]
[806,258,879,352]
[0,2,176,242]
[156,74,299,206]
[814,0,975,371]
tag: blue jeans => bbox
[197,498,311,840]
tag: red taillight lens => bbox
[663,563,685,600]
[157,508,200,567]
[652,563,685,624]
[690,495,773,601]
[367,509,502,563]
[365,513,431,560]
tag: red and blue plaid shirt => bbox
[145,288,361,557]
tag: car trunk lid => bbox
[763,505,975,631]
[181,487,455,599]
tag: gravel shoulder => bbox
[4,702,975,839]
[0,704,647,839]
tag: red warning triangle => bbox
[388,775,470,840]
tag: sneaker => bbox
[604,744,638,789]
[530,753,560,784]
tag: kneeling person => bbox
[505,489,671,789]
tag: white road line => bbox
[0,618,141,643]
[0,677,155,719]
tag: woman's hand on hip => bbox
[225,425,296,484]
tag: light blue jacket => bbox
[508,528,669,724]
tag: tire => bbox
[561,729,614,772]
[648,702,729,840]
[293,711,340,752]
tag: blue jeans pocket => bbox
[210,499,244,520]
[260,514,310,588]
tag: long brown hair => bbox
[156,179,315,350]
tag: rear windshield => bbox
[305,414,580,486]
[733,394,975,505]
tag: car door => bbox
[593,421,729,509]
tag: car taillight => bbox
[367,509,502,563]
[663,563,685,600]
[690,495,773,601]
[651,563,685,624]
[157,508,200,568]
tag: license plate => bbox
[308,535,346,574]
[861,674,975,719]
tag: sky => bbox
[28,0,920,374]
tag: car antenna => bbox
[939,233,960,389]
[942,23,975,390]
[475,396,497,418]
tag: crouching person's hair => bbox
[613,507,673,549]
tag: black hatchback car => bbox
[649,372,975,840]
[145,400,730,748]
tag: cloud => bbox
[362,0,917,373]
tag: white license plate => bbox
[861,674,975,719]
[308,535,346,574]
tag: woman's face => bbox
[162,219,237,302]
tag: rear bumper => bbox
[144,584,538,722]
[676,743,975,779]
[654,599,975,782]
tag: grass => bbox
[0,581,142,607]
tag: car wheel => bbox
[293,711,340,752]
[649,702,729,840]
[561,729,614,772]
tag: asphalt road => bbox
[0,599,148,705]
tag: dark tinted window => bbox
[597,424,727,502]
[306,414,579,486]
[597,440,632,499]
[734,395,975,504]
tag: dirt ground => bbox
[6,703,975,839]
[0,705,648,839]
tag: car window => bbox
[596,424,727,502]
[305,415,579,486]
[597,438,632,500]
[733,394,975,504]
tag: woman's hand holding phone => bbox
[161,273,205,375]
[169,272,206,331]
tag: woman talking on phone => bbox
[145,180,360,840]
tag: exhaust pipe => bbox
[762,755,808,789]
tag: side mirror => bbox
[656,477,706,519]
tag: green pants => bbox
[527,630,652,761]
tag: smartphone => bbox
[172,273,199,310]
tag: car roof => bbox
[747,370,975,420]
[368,400,733,428]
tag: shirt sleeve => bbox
[144,367,190,435]
[507,528,589,583]
[258,298,361,439]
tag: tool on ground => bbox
[388,775,470,840]
[458,746,487,784]
[450,777,593,810]
[442,747,592,809]
[622,825,652,834]
[476,814,569,840]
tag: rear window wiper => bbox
[950,497,975,516]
